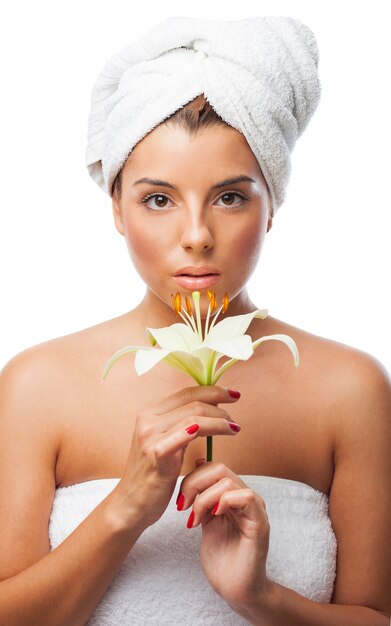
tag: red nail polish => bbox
[228,389,241,398]
[212,503,219,515]
[229,422,241,432]
[185,424,199,434]
[187,510,195,528]
[176,492,185,511]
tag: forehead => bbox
[123,123,266,185]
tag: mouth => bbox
[172,265,221,289]
[174,265,221,277]
[177,273,217,277]
[172,274,221,289]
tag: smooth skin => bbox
[0,123,390,624]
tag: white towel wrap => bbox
[49,475,337,625]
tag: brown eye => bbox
[217,192,249,208]
[221,193,236,206]
[154,195,168,208]
[141,193,171,210]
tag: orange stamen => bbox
[171,292,182,315]
[206,289,217,312]
[185,296,193,316]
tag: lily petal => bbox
[135,347,207,383]
[252,334,300,368]
[211,332,300,383]
[207,309,269,342]
[211,356,239,383]
[146,329,157,346]
[162,351,206,384]
[135,347,171,375]
[146,323,202,352]
[200,334,254,360]
[102,345,142,380]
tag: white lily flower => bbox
[102,290,299,385]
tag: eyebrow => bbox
[133,175,256,189]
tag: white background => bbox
[1,0,390,373]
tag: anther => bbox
[171,292,182,315]
[185,296,193,316]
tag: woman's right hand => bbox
[112,385,242,530]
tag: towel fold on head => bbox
[86,15,321,215]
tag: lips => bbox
[174,266,221,277]
[173,265,221,291]
[172,266,221,289]
[172,274,220,290]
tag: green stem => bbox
[207,436,213,462]
[204,359,215,461]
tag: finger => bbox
[150,400,235,434]
[177,464,243,512]
[152,385,241,416]
[176,401,231,420]
[194,458,207,467]
[155,418,242,473]
[187,476,243,527]
[211,488,268,528]
[169,414,242,442]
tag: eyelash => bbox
[140,190,250,211]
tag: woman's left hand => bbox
[177,459,271,612]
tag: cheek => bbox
[124,220,159,266]
[230,215,265,269]
[124,224,165,288]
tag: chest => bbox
[55,350,335,495]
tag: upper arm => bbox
[329,352,391,613]
[0,347,61,581]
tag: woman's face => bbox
[112,122,272,319]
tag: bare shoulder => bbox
[268,315,389,392]
[0,313,126,436]
[296,321,390,421]
[264,316,390,442]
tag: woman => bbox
[0,15,390,625]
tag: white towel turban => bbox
[85,16,321,215]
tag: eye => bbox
[216,192,250,209]
[140,193,172,210]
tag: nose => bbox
[180,210,214,252]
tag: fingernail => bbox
[185,424,199,434]
[176,492,185,511]
[229,422,241,432]
[227,389,241,398]
[212,502,219,515]
[187,510,195,528]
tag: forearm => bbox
[0,484,146,626]
[239,581,390,626]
